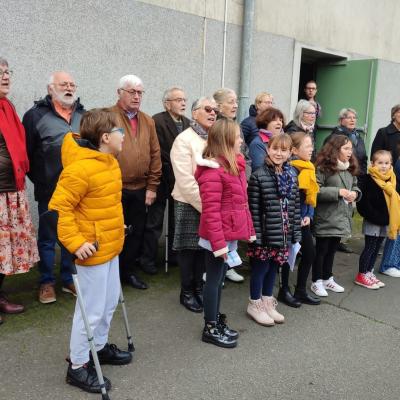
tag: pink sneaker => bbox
[366,272,385,288]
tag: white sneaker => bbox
[323,276,345,293]
[225,268,244,282]
[382,267,400,278]
[310,280,328,297]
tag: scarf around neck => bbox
[190,120,208,140]
[0,97,29,190]
[368,165,400,240]
[337,159,350,171]
[271,162,294,200]
[290,159,319,207]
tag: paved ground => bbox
[1,235,400,400]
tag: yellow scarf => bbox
[368,165,400,240]
[290,159,319,207]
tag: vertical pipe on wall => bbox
[221,0,228,87]
[238,0,255,123]
[201,1,208,96]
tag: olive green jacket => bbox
[313,168,361,238]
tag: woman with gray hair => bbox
[285,99,317,141]
[0,57,39,324]
[170,96,218,313]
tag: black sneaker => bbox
[94,343,132,365]
[66,362,111,393]
[217,313,239,340]
[337,243,353,253]
[202,322,237,348]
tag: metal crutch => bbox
[40,211,111,400]
[165,197,169,273]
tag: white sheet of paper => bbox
[288,242,302,271]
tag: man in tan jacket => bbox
[110,74,161,289]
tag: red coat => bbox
[195,154,256,256]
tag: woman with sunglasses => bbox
[0,57,39,324]
[170,97,218,313]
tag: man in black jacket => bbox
[138,87,190,273]
[23,71,85,304]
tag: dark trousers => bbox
[359,235,385,274]
[119,188,147,279]
[0,273,4,289]
[297,226,316,290]
[249,258,278,299]
[37,201,73,285]
[203,251,228,322]
[178,249,205,291]
[140,195,176,267]
[312,236,341,281]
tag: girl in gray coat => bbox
[311,135,361,297]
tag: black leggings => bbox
[249,258,277,299]
[0,273,4,289]
[178,249,205,291]
[203,251,228,322]
[312,237,341,281]
[359,235,385,274]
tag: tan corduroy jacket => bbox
[109,104,161,192]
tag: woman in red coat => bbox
[195,118,255,348]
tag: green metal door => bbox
[314,59,377,152]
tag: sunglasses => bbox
[203,106,219,114]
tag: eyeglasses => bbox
[166,98,187,103]
[344,116,357,120]
[120,88,145,97]
[53,82,77,90]
[110,127,125,136]
[305,87,317,91]
[0,70,13,78]
[303,111,316,115]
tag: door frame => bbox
[290,42,349,117]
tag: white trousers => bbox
[70,256,120,365]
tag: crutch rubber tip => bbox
[102,393,110,400]
[128,343,135,352]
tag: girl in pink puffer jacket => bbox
[195,118,255,349]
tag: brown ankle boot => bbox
[0,292,24,314]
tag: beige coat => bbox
[170,127,206,212]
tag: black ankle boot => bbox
[202,322,237,348]
[194,285,203,308]
[277,287,302,308]
[294,288,321,305]
[217,313,239,340]
[180,290,203,313]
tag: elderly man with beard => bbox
[23,71,85,304]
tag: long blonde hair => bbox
[203,118,240,176]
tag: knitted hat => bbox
[391,104,400,120]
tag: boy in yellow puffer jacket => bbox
[49,108,132,394]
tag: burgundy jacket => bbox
[195,154,255,256]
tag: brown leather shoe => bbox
[39,283,56,304]
[62,283,77,297]
[0,292,25,314]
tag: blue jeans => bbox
[37,201,73,285]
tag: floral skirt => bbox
[0,189,39,275]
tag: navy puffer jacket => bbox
[248,163,301,247]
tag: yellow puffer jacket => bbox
[49,133,124,266]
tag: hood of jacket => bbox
[61,132,113,168]
[248,104,257,117]
[195,154,245,180]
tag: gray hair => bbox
[338,108,357,120]
[119,74,143,89]
[162,86,184,103]
[0,57,8,67]
[191,96,216,112]
[293,99,315,126]
[47,71,75,86]
[213,88,236,106]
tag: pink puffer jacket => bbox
[195,154,256,257]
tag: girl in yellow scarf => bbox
[356,150,400,288]
[278,132,320,306]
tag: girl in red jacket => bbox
[195,118,255,348]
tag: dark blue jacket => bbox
[240,104,258,145]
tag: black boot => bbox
[294,287,321,305]
[93,343,133,365]
[194,285,203,308]
[180,289,203,313]
[217,313,239,340]
[202,322,237,348]
[277,287,302,308]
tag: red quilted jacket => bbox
[195,154,256,257]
